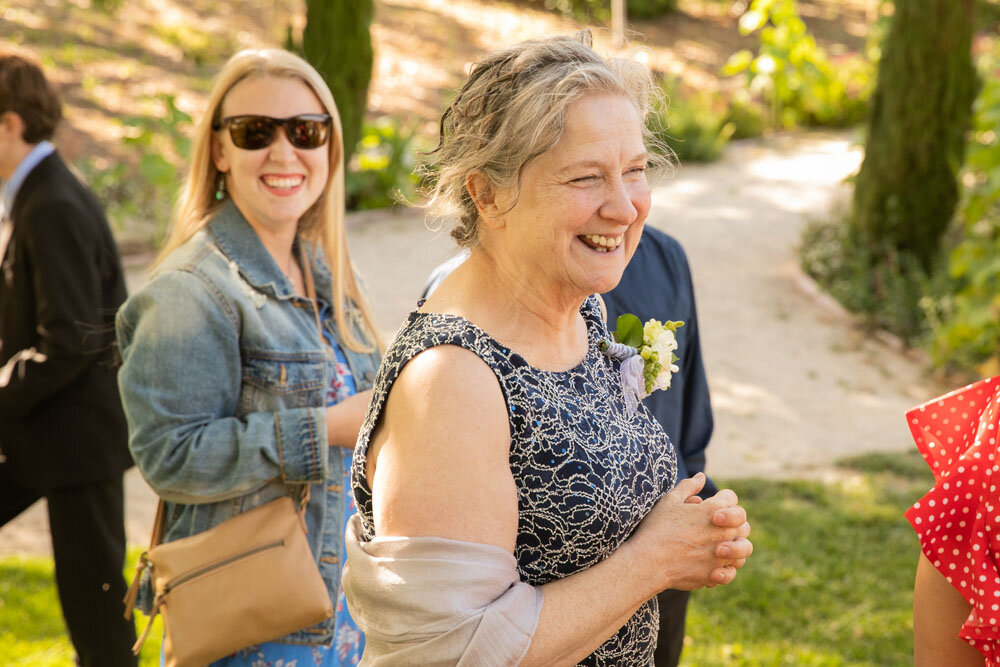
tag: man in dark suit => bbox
[600,226,715,667]
[0,49,136,666]
[423,225,715,666]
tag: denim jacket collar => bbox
[207,199,334,302]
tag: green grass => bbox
[0,452,932,665]
[683,451,932,665]
[0,549,162,666]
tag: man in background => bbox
[423,225,715,666]
[600,225,715,667]
[0,48,136,666]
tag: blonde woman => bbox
[117,49,380,665]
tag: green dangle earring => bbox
[215,173,226,201]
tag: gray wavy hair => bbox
[422,31,669,248]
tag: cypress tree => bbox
[300,0,374,166]
[850,0,978,271]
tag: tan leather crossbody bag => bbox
[123,491,333,666]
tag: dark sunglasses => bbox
[213,114,332,150]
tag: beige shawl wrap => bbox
[342,514,544,666]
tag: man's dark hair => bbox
[0,49,62,143]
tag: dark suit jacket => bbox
[602,227,717,497]
[0,151,132,488]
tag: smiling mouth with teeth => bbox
[579,233,623,253]
[261,175,306,190]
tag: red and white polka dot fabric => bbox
[906,376,1000,664]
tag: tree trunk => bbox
[301,0,374,167]
[850,0,978,271]
[612,0,626,47]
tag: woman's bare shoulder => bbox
[400,342,499,392]
[369,342,517,548]
[381,342,510,464]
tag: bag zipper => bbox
[164,539,285,593]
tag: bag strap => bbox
[296,245,319,531]
[122,500,165,619]
[149,497,166,548]
[130,593,162,655]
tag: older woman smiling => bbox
[343,33,752,665]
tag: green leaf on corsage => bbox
[614,313,644,349]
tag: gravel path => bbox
[656,131,940,479]
[0,130,940,556]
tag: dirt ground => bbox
[0,129,943,556]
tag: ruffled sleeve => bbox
[905,376,1000,664]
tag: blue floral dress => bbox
[206,299,365,667]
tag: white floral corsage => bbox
[599,314,683,416]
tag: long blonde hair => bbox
[158,48,379,352]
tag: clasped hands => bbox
[634,472,753,592]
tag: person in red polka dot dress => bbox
[907,376,1000,665]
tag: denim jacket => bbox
[116,200,381,645]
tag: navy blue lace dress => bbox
[351,295,677,665]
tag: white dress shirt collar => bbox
[1,140,55,219]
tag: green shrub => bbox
[925,228,1000,371]
[981,0,1000,29]
[626,0,678,18]
[78,93,192,247]
[722,93,767,139]
[723,0,873,128]
[800,213,945,344]
[345,117,423,210]
[925,43,1000,371]
[649,79,735,163]
[91,0,124,13]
